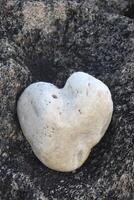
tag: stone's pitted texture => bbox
[17,72,113,172]
[0,0,134,199]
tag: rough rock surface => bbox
[0,0,134,199]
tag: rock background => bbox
[0,0,134,199]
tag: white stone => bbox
[17,72,113,172]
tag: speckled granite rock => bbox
[0,0,134,200]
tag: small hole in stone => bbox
[78,109,82,114]
[52,94,58,99]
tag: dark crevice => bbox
[124,4,134,19]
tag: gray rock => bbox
[0,0,134,200]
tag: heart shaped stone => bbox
[17,72,113,172]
